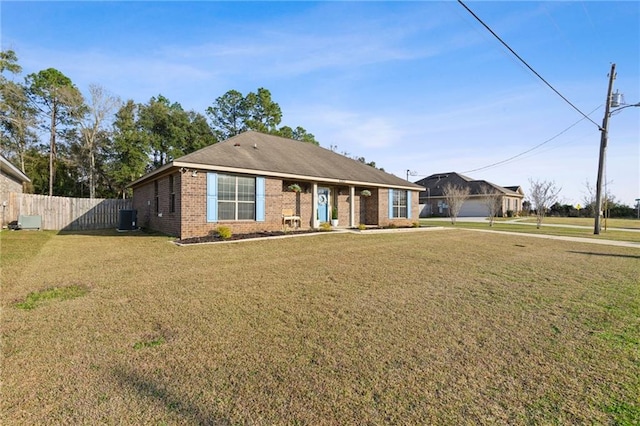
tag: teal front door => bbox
[317,187,329,222]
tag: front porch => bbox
[281,181,379,230]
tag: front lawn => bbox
[1,229,638,424]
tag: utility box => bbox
[118,209,137,231]
[18,215,42,230]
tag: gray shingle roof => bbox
[134,131,423,189]
[414,172,523,198]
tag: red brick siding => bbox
[178,174,312,240]
[281,189,315,228]
[1,173,24,197]
[360,189,379,225]
[377,188,419,227]
[179,171,207,239]
[333,187,360,226]
[132,183,150,227]
[1,172,26,227]
[133,169,420,238]
[378,188,389,226]
[132,172,181,237]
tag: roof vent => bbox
[234,142,240,147]
[253,143,258,149]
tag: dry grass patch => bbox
[1,229,638,424]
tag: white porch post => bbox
[312,182,319,228]
[349,185,355,228]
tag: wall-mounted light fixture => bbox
[179,167,199,177]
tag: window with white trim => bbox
[392,190,408,218]
[217,174,256,220]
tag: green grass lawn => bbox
[1,229,638,424]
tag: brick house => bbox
[129,131,424,239]
[416,172,524,217]
[1,154,30,227]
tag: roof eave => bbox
[0,156,31,183]
[129,160,424,191]
[127,162,175,188]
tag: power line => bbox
[457,0,602,130]
[409,108,601,180]
[461,105,601,174]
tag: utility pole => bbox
[594,63,616,235]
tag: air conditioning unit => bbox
[118,209,137,231]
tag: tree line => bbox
[0,50,318,198]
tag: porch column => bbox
[312,182,319,228]
[349,185,355,228]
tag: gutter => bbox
[128,161,425,191]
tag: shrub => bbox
[506,210,514,218]
[358,223,366,230]
[216,226,232,239]
[412,221,420,228]
[319,222,332,232]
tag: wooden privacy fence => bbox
[5,193,132,231]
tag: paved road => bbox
[459,228,640,249]
[503,218,640,233]
[420,217,640,249]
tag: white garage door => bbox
[459,199,490,217]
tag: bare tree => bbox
[79,84,121,198]
[582,178,613,218]
[442,183,470,224]
[528,178,561,229]
[582,179,596,211]
[480,184,502,227]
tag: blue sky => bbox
[2,1,639,206]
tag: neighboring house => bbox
[415,172,524,217]
[129,131,424,239]
[1,154,31,227]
